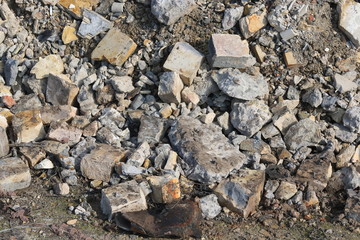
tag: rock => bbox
[80,144,124,182]
[280,28,298,41]
[111,2,124,13]
[333,73,358,93]
[240,138,271,155]
[47,122,82,146]
[345,193,360,222]
[284,51,301,68]
[284,118,322,151]
[199,194,222,219]
[211,68,268,101]
[46,74,79,106]
[34,159,54,170]
[338,0,360,47]
[0,127,9,157]
[110,76,134,93]
[138,116,169,145]
[272,109,298,135]
[342,166,360,189]
[343,106,360,133]
[222,7,244,30]
[40,105,77,124]
[4,59,18,86]
[53,183,70,195]
[91,28,137,66]
[158,72,184,104]
[230,100,272,137]
[10,94,42,114]
[296,155,332,191]
[58,0,100,18]
[115,163,146,176]
[208,34,255,69]
[77,85,98,114]
[334,123,358,143]
[251,44,266,63]
[1,96,16,108]
[169,116,246,183]
[151,0,196,25]
[0,115,9,130]
[62,26,78,44]
[101,180,147,217]
[12,110,46,143]
[264,180,280,199]
[337,145,356,168]
[214,169,265,217]
[0,157,31,192]
[274,181,297,200]
[163,42,204,86]
[304,189,319,207]
[200,112,216,124]
[31,55,64,79]
[353,145,360,163]
[127,141,151,167]
[147,174,181,203]
[302,88,323,108]
[239,10,267,38]
[77,9,113,39]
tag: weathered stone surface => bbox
[40,105,77,124]
[34,158,54,170]
[240,139,271,155]
[333,73,358,93]
[101,180,147,217]
[31,55,64,79]
[46,74,79,106]
[338,0,360,47]
[110,76,134,93]
[138,116,169,145]
[147,174,181,203]
[19,146,46,167]
[0,127,9,157]
[343,106,360,133]
[345,193,360,222]
[58,0,100,18]
[91,28,137,66]
[302,88,323,108]
[77,85,98,114]
[337,145,356,168]
[151,0,196,25]
[47,122,82,146]
[275,181,297,200]
[12,110,46,143]
[181,87,200,105]
[251,44,266,63]
[169,116,246,183]
[199,194,222,219]
[53,183,70,195]
[158,72,184,104]
[10,94,42,114]
[77,9,113,39]
[222,7,244,30]
[62,26,78,44]
[208,34,256,69]
[230,100,272,137]
[80,144,124,182]
[214,169,265,217]
[353,145,360,163]
[0,157,31,192]
[211,68,268,100]
[239,10,267,38]
[284,51,301,68]
[127,141,151,167]
[284,118,322,151]
[163,42,204,86]
[4,59,18,86]
[272,108,298,135]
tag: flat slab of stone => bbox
[58,0,100,18]
[151,0,196,25]
[91,28,137,66]
[0,127,9,157]
[211,68,268,100]
[30,55,64,79]
[239,10,267,39]
[0,157,31,192]
[338,0,360,47]
[12,109,46,143]
[46,74,79,106]
[168,116,246,183]
[77,9,113,39]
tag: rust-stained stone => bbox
[12,109,46,143]
[58,0,100,18]
[147,174,181,203]
[91,28,137,66]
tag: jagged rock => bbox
[34,159,54,170]
[274,181,297,200]
[40,105,77,124]
[77,9,113,39]
[77,85,98,114]
[10,94,42,114]
[302,88,323,108]
[230,100,272,137]
[127,141,151,167]
[211,68,268,100]
[0,127,9,157]
[338,0,360,47]
[12,109,46,143]
[337,145,356,168]
[343,106,360,133]
[47,122,82,146]
[222,7,244,30]
[199,194,222,219]
[4,58,18,86]
[62,26,78,44]
[110,76,135,93]
[214,169,265,217]
[158,72,184,104]
[151,0,196,25]
[147,174,181,203]
[0,157,31,192]
[239,10,267,38]
[272,108,298,135]
[169,116,246,183]
[46,74,79,106]
[31,55,64,79]
[138,116,169,145]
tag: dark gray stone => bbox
[4,59,18,86]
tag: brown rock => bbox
[284,51,301,68]
[62,26,78,44]
[12,109,46,143]
[47,121,82,146]
[58,0,100,18]
[40,105,77,124]
[239,10,267,38]
[19,146,46,167]
[0,127,9,157]
[46,74,79,105]
[181,87,200,105]
[30,55,64,79]
[0,157,31,192]
[274,181,297,200]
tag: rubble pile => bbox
[0,0,359,238]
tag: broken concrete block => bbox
[127,141,151,167]
[338,0,360,47]
[47,122,82,146]
[214,169,265,217]
[12,109,46,143]
[0,127,9,157]
[101,180,147,217]
[239,10,267,38]
[0,157,31,192]
[169,116,246,183]
[284,51,301,68]
[77,9,113,39]
[147,174,181,203]
[208,34,256,68]
[30,55,64,79]
[138,116,169,145]
[158,72,184,104]
[274,181,297,200]
[46,74,79,106]
[91,28,137,66]
[58,0,100,18]
[80,144,124,182]
[62,26,78,44]
[199,194,222,219]
[163,42,204,86]
[151,0,196,25]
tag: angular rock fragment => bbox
[284,51,301,68]
[214,169,265,218]
[53,183,70,195]
[353,145,360,163]
[0,157,31,192]
[230,100,272,137]
[274,181,297,200]
[0,127,9,157]
[46,74,79,106]
[127,141,151,167]
[12,109,46,143]
[34,159,54,170]
[337,145,356,168]
[62,26,78,44]
[302,88,323,108]
[110,76,134,93]
[158,72,183,104]
[239,10,267,38]
[77,9,113,39]
[138,116,169,145]
[58,0,100,18]
[345,193,360,222]
[199,194,222,219]
[333,73,358,93]
[181,87,200,105]
[80,144,124,182]
[77,85,98,114]
[47,122,82,146]
[91,28,137,66]
[101,180,147,217]
[19,146,46,167]
[147,174,181,203]
[284,118,322,151]
[208,34,256,69]
[169,116,246,183]
[40,105,77,124]
[272,108,298,135]
[4,59,18,86]
[163,42,204,86]
[222,7,244,30]
[211,68,268,100]
[31,55,64,79]
[151,0,196,25]
[343,106,360,133]
[338,0,360,47]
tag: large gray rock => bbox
[4,59,18,86]
[0,157,31,192]
[230,100,272,137]
[338,0,360,47]
[151,0,196,25]
[138,116,170,145]
[284,118,322,151]
[343,106,360,133]
[211,68,268,100]
[168,116,246,183]
[77,9,113,39]
[222,7,244,30]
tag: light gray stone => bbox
[0,157,31,192]
[34,159,54,170]
[343,106,360,133]
[302,88,323,108]
[338,0,360,47]
[110,76,134,93]
[127,141,151,167]
[222,7,244,30]
[333,73,358,93]
[77,9,113,39]
[151,0,196,25]
[138,116,169,145]
[0,127,9,158]
[158,72,184,104]
[199,194,222,219]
